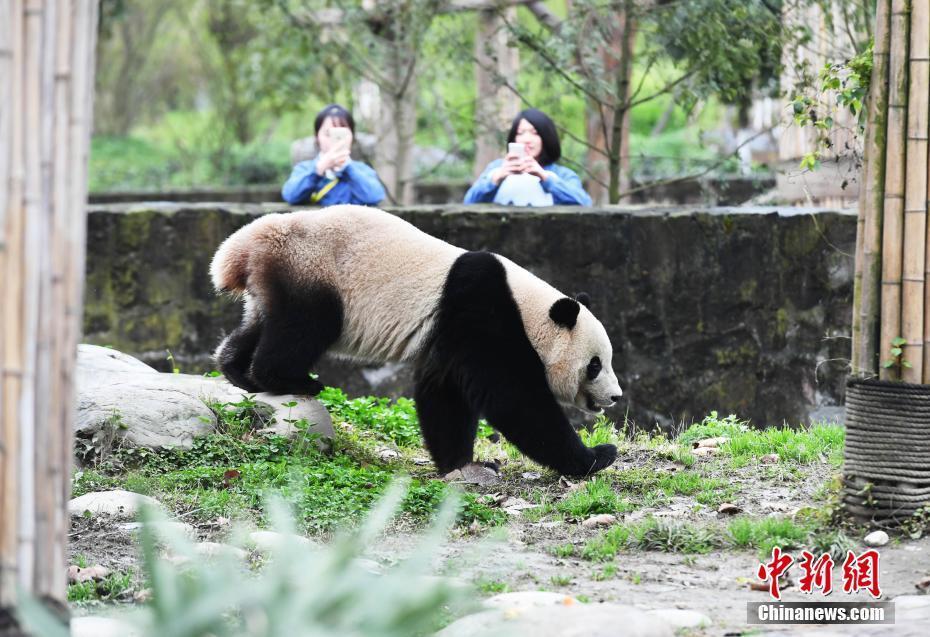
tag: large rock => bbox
[438,602,673,637]
[75,345,333,462]
[68,490,161,518]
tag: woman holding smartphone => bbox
[464,108,592,206]
[282,104,386,206]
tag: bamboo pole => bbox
[1,0,26,612]
[855,0,892,377]
[1,0,99,627]
[904,0,929,382]
[879,0,909,381]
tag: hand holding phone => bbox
[508,142,526,158]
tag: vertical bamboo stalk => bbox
[855,0,892,377]
[904,0,929,382]
[1,0,26,612]
[879,0,909,381]
[1,0,99,624]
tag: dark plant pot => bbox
[844,377,930,522]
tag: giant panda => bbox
[210,205,622,477]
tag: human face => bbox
[317,116,353,153]
[514,118,543,161]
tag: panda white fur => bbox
[211,205,622,476]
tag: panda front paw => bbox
[590,443,618,473]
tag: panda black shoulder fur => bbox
[211,205,622,477]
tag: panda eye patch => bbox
[586,356,602,381]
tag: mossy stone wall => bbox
[85,203,855,429]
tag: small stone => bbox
[690,447,718,457]
[485,591,578,610]
[582,514,617,528]
[692,437,728,449]
[717,503,742,516]
[134,588,153,603]
[444,462,500,486]
[916,576,930,593]
[864,530,889,547]
[194,541,249,560]
[761,453,779,463]
[522,472,542,480]
[248,530,319,553]
[501,497,537,516]
[377,447,400,462]
[412,457,431,465]
[71,617,138,637]
[353,558,382,574]
[68,490,161,518]
[67,564,111,584]
[119,520,196,540]
[645,609,711,629]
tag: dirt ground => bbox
[69,447,930,636]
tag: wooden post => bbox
[853,0,891,377]
[878,0,909,381]
[0,0,99,631]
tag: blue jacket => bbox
[281,158,386,206]
[464,159,592,206]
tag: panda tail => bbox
[210,226,255,294]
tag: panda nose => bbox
[610,395,622,403]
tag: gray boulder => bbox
[75,345,333,462]
[438,602,673,637]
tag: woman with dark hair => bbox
[282,104,386,206]
[464,108,592,206]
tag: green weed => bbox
[676,412,844,467]
[67,570,134,604]
[557,478,635,517]
[318,387,422,447]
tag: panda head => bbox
[545,294,623,414]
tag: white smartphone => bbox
[329,127,351,151]
[508,142,526,157]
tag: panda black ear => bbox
[549,297,580,329]
[575,292,591,308]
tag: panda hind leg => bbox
[216,319,263,393]
[249,281,343,396]
[414,370,479,475]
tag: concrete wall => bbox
[84,203,855,430]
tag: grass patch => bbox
[676,412,844,467]
[318,387,422,447]
[73,388,506,533]
[475,578,510,595]
[67,570,134,604]
[557,477,636,517]
[582,517,719,561]
[581,513,838,562]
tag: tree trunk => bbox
[606,0,635,205]
[473,8,520,178]
[1,0,99,632]
[374,38,417,205]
